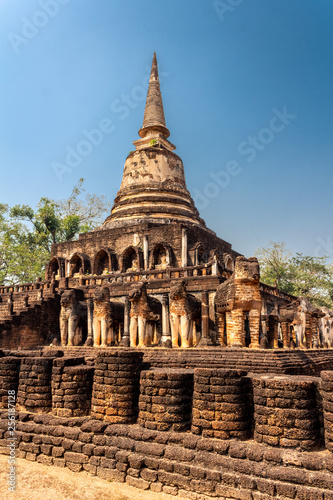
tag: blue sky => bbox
[0,0,332,261]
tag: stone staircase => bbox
[32,346,333,376]
[0,290,60,350]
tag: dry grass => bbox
[0,454,175,500]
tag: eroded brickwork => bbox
[191,369,252,440]
[91,351,142,423]
[138,369,193,432]
[0,350,333,496]
[253,375,322,451]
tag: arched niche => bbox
[69,253,91,277]
[223,253,235,271]
[149,243,173,269]
[121,246,142,272]
[191,243,207,266]
[93,248,119,275]
[47,257,60,280]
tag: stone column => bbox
[216,314,226,347]
[268,315,279,349]
[260,316,268,348]
[143,235,149,270]
[194,248,199,266]
[86,299,94,345]
[181,228,187,268]
[305,314,313,348]
[52,358,94,417]
[7,294,13,316]
[120,297,130,347]
[161,294,171,347]
[281,321,291,348]
[312,316,320,348]
[249,309,261,348]
[197,291,213,347]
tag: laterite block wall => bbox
[0,350,333,499]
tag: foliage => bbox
[255,241,333,309]
[0,179,110,285]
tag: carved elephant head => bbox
[129,281,147,302]
[60,289,77,307]
[170,280,186,300]
[93,286,110,304]
[234,256,260,283]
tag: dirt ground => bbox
[0,454,176,500]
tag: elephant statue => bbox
[319,307,333,348]
[215,256,261,348]
[129,282,161,347]
[93,286,124,347]
[169,280,201,348]
[59,289,87,346]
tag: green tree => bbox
[0,204,50,284]
[255,241,333,309]
[287,254,333,308]
[0,179,111,285]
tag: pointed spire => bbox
[138,52,170,139]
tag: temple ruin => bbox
[1,53,333,499]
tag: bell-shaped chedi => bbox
[103,52,205,228]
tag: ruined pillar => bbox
[253,375,320,451]
[192,368,251,440]
[198,291,213,347]
[312,316,320,348]
[120,297,130,347]
[268,315,279,349]
[17,357,54,413]
[305,313,313,348]
[281,321,291,348]
[91,351,143,423]
[260,316,268,347]
[212,256,219,275]
[321,371,333,452]
[0,357,21,408]
[143,234,149,269]
[216,314,226,347]
[161,294,171,347]
[181,227,187,267]
[86,298,94,345]
[52,357,93,417]
[7,293,13,316]
[138,369,193,431]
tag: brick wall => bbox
[1,351,333,497]
[1,411,333,499]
